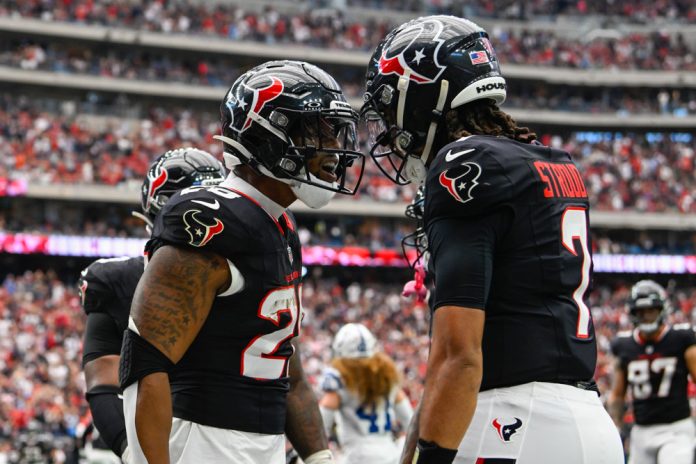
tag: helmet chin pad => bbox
[290,173,337,209]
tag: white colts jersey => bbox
[321,367,400,464]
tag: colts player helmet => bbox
[362,15,506,185]
[402,185,429,268]
[215,60,364,209]
[135,148,226,230]
[332,323,378,359]
[628,280,671,334]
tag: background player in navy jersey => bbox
[609,280,696,464]
[119,60,364,464]
[79,147,226,463]
[361,15,623,464]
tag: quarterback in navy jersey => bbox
[609,280,696,464]
[120,61,364,464]
[79,147,226,463]
[361,15,623,464]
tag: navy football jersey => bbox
[611,325,696,425]
[425,135,596,391]
[79,256,145,365]
[146,183,303,434]
[79,256,145,331]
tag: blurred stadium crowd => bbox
[3,269,696,461]
[3,0,695,34]
[344,0,696,21]
[1,12,694,70]
[2,95,695,212]
[1,0,695,462]
[4,39,696,115]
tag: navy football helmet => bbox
[361,15,506,185]
[628,280,670,334]
[135,147,226,230]
[215,60,364,208]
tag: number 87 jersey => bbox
[424,135,596,391]
[611,325,696,425]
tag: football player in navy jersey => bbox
[119,60,364,464]
[361,15,623,464]
[79,147,226,463]
[609,280,696,464]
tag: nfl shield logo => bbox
[287,245,294,265]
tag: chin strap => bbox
[396,70,411,129]
[397,78,449,185]
[214,135,288,184]
[421,79,449,165]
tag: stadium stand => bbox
[1,0,696,461]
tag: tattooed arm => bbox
[128,245,230,464]
[285,337,330,460]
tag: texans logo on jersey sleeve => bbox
[439,162,482,204]
[183,209,225,247]
[378,18,446,84]
[144,166,169,210]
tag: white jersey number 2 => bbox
[241,286,300,380]
[561,207,592,339]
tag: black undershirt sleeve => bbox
[428,207,512,311]
[82,312,123,366]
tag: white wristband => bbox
[304,449,334,464]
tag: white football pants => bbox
[339,435,400,464]
[629,417,695,464]
[454,381,625,464]
[123,382,285,464]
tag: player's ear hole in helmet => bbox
[361,15,535,185]
[214,60,365,208]
[133,148,227,233]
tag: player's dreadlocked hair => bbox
[445,99,537,143]
[332,352,400,405]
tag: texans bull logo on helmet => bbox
[492,417,523,442]
[226,76,285,132]
[144,165,169,210]
[378,18,447,84]
[183,209,225,247]
[439,161,482,204]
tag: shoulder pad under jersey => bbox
[426,135,517,221]
[148,186,253,256]
[78,256,144,315]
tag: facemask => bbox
[403,156,428,184]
